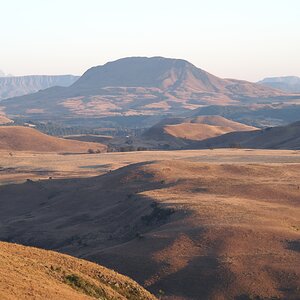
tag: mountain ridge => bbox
[0,75,79,99]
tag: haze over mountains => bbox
[258,76,300,93]
[0,75,79,99]
[2,57,298,122]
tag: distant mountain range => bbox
[258,76,300,93]
[2,57,298,122]
[0,75,79,99]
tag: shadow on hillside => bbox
[286,240,300,253]
[0,161,189,250]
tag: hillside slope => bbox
[0,160,299,299]
[163,115,257,140]
[0,241,156,300]
[0,75,79,99]
[195,120,300,150]
[0,115,13,125]
[2,57,295,120]
[0,126,107,152]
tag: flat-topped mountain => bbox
[2,57,295,121]
[258,76,300,93]
[0,241,156,300]
[0,75,79,99]
[0,126,107,153]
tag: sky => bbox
[0,0,299,81]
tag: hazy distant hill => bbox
[195,120,300,150]
[0,75,79,99]
[2,57,295,121]
[258,76,300,93]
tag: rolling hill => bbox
[195,120,300,150]
[127,115,258,149]
[0,159,299,299]
[145,115,257,140]
[258,76,300,93]
[0,75,79,99]
[2,57,295,122]
[0,126,107,153]
[0,241,156,300]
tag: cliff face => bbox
[0,75,79,99]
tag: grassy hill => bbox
[0,241,156,300]
[195,120,300,150]
[0,126,107,153]
[132,115,258,150]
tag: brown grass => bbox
[145,115,258,144]
[0,149,299,299]
[0,241,156,300]
[164,123,236,140]
[0,126,107,153]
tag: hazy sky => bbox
[1,0,299,81]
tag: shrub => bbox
[87,148,95,154]
[64,274,106,299]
